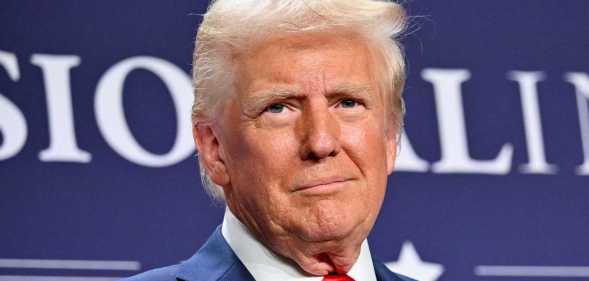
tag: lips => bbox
[293,176,350,194]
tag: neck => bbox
[225,205,370,276]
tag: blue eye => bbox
[340,99,358,108]
[266,103,286,113]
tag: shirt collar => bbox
[222,208,377,281]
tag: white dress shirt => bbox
[222,208,377,281]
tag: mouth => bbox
[293,177,351,195]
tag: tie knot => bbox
[322,273,355,281]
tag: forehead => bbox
[234,33,378,94]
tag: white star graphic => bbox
[385,241,444,281]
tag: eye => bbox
[265,103,286,114]
[339,99,359,108]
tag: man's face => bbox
[199,33,397,272]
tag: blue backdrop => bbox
[1,1,588,280]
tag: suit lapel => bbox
[372,257,416,281]
[176,226,255,281]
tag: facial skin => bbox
[195,33,398,276]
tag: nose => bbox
[299,100,341,161]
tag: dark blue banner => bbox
[1,1,588,280]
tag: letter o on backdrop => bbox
[95,56,193,167]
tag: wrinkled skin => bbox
[194,33,397,276]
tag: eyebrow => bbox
[241,87,303,117]
[240,83,374,117]
[327,83,373,98]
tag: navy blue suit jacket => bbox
[123,226,415,281]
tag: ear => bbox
[193,123,231,186]
[385,125,398,175]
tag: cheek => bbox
[341,121,387,166]
[225,128,302,226]
[227,127,298,188]
[341,119,389,206]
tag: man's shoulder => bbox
[121,264,181,281]
[120,226,253,281]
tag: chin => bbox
[297,209,364,242]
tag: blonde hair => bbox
[192,0,407,199]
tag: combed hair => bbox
[192,0,407,200]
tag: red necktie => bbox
[322,273,355,281]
